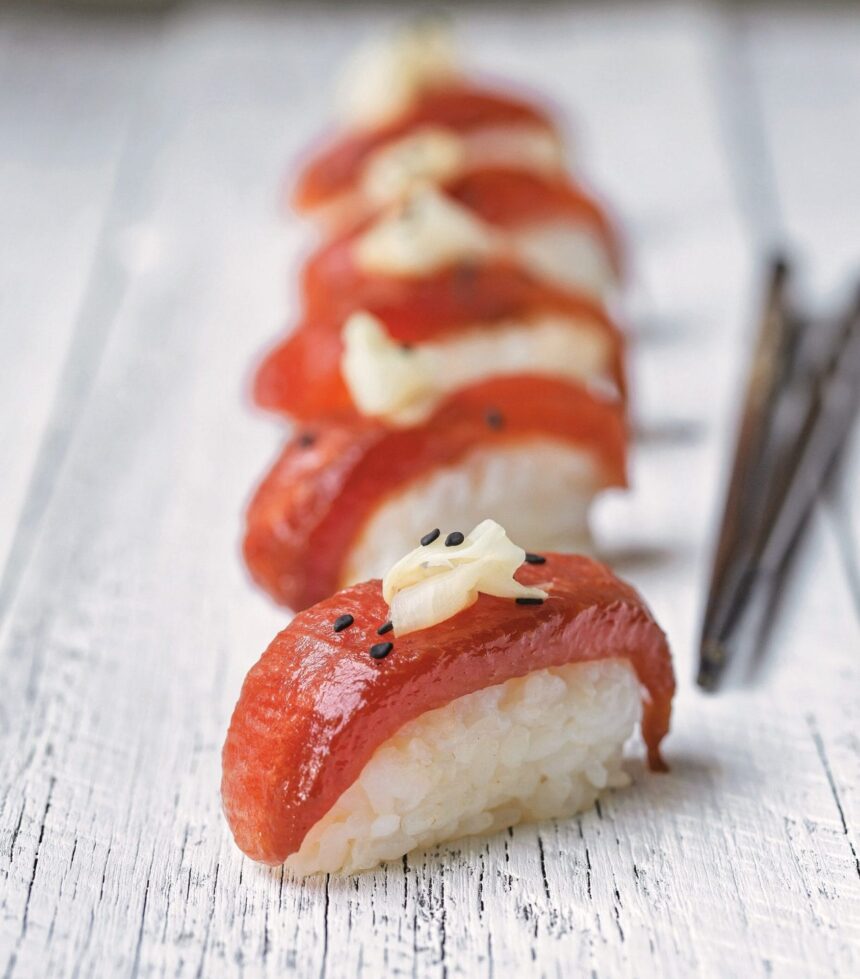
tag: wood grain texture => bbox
[0,4,857,978]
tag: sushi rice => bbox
[286,659,640,875]
[342,439,599,586]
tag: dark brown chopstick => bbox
[697,257,798,689]
[698,266,860,691]
[756,287,860,567]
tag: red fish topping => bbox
[222,552,675,865]
[244,376,626,611]
[445,168,622,271]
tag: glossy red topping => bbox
[254,271,626,420]
[446,168,621,271]
[244,376,626,611]
[450,168,605,227]
[293,83,555,212]
[222,552,675,865]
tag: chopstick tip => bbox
[769,252,792,285]
[696,638,728,693]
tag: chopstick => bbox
[697,264,860,691]
[697,258,798,688]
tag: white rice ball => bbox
[286,658,641,875]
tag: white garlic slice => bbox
[361,128,466,207]
[340,312,438,425]
[382,520,547,636]
[354,185,498,277]
[337,22,459,129]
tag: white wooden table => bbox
[1,3,858,977]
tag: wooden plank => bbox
[0,10,157,612]
[0,6,331,976]
[0,4,857,978]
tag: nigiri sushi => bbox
[255,299,624,425]
[300,175,620,310]
[222,520,674,873]
[244,376,626,609]
[291,26,564,230]
[254,186,625,422]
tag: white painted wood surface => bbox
[0,4,857,978]
[0,11,156,602]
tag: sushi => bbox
[222,519,674,873]
[254,296,624,425]
[291,25,564,231]
[300,174,620,311]
[244,376,626,609]
[255,181,625,422]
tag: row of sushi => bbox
[223,26,675,875]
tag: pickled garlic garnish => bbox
[382,520,548,637]
[361,128,465,207]
[360,125,564,212]
[341,312,436,425]
[337,22,458,128]
[354,185,498,277]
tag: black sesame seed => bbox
[524,553,546,565]
[453,261,479,294]
[370,641,393,660]
[485,408,504,430]
[297,431,316,448]
[376,621,393,635]
[515,597,545,606]
[400,342,414,353]
[445,531,465,547]
[420,528,441,546]
[333,613,354,632]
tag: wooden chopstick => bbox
[697,257,798,689]
[698,267,860,691]
[755,287,860,569]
